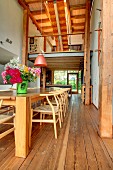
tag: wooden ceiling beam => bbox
[18,0,42,31]
[72,29,85,33]
[54,2,63,51]
[65,0,72,34]
[31,10,45,15]
[41,26,52,29]
[47,63,81,66]
[29,57,84,61]
[43,1,53,24]
[63,42,68,45]
[26,0,53,4]
[48,68,83,70]
[71,14,86,20]
[72,22,85,27]
[28,31,85,38]
[47,1,59,49]
[47,65,82,68]
[47,66,81,69]
[26,0,44,4]
[56,0,68,50]
[36,18,50,23]
[18,0,53,50]
[70,4,86,10]
[47,61,83,64]
[47,60,83,62]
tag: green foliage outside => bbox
[54,70,82,91]
[69,80,76,90]
[54,70,67,85]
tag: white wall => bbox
[90,0,100,108]
[70,35,83,45]
[0,0,23,58]
[0,0,23,84]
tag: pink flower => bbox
[28,67,31,71]
[1,71,7,77]
[3,79,7,84]
[34,68,41,76]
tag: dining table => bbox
[0,87,55,158]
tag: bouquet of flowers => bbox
[1,58,41,84]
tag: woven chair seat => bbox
[33,105,58,113]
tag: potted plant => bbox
[1,58,41,94]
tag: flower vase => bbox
[17,81,28,94]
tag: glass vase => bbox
[17,81,28,94]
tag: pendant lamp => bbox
[34,53,47,67]
[34,0,47,67]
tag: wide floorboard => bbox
[0,95,113,170]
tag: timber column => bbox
[99,0,112,138]
[22,9,29,65]
[84,0,90,105]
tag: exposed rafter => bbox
[18,0,43,34]
[31,10,45,15]
[18,0,87,70]
[71,14,86,20]
[70,4,86,10]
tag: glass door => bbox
[67,73,78,93]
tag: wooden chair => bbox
[0,99,15,139]
[30,93,62,139]
[49,90,65,122]
[49,88,69,121]
[60,88,70,117]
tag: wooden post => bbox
[84,0,90,105]
[99,0,112,138]
[43,37,46,52]
[22,9,29,65]
[43,68,46,88]
[56,38,59,51]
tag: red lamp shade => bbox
[34,53,47,67]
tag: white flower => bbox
[4,57,20,70]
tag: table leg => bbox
[15,97,31,158]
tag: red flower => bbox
[7,68,21,77]
[5,68,22,84]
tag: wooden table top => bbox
[0,87,58,98]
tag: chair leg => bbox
[53,121,57,139]
[13,113,16,138]
[29,109,33,148]
[63,105,65,117]
[60,109,63,123]
[40,113,42,125]
[58,113,62,128]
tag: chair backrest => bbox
[40,93,60,113]
[46,93,59,111]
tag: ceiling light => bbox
[34,53,47,67]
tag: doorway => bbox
[67,73,78,93]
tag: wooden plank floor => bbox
[0,95,113,170]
